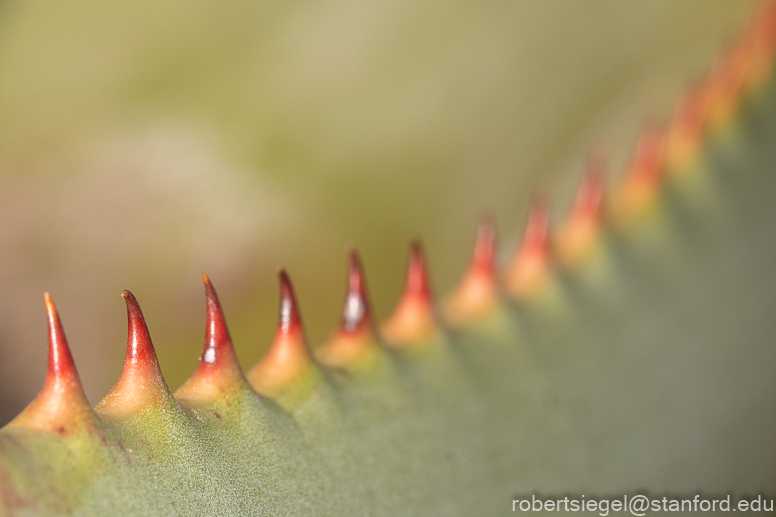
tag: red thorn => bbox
[745,1,776,88]
[316,250,381,368]
[405,240,432,301]
[759,1,776,49]
[339,248,373,335]
[121,290,160,370]
[96,291,172,417]
[471,215,497,277]
[574,157,606,222]
[443,216,499,325]
[556,157,606,268]
[247,269,315,396]
[175,275,246,403]
[7,294,94,432]
[630,125,666,184]
[199,273,240,371]
[704,42,749,128]
[382,241,437,346]
[522,198,551,255]
[504,198,552,300]
[277,269,304,335]
[612,126,666,227]
[43,292,80,387]
[665,83,709,172]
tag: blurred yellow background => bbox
[0,0,757,424]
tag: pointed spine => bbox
[443,216,499,325]
[175,274,248,403]
[316,249,381,368]
[611,126,666,228]
[247,269,317,398]
[742,1,776,90]
[556,157,606,269]
[382,241,439,347]
[95,291,175,418]
[5,294,96,433]
[340,248,374,335]
[704,43,749,129]
[665,84,709,173]
[504,198,552,301]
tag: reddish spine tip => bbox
[631,125,666,183]
[316,250,381,368]
[95,290,174,416]
[121,290,158,368]
[523,198,551,255]
[7,294,93,431]
[43,292,78,381]
[504,198,552,300]
[704,39,751,128]
[277,268,303,335]
[556,157,607,268]
[174,275,246,403]
[665,83,709,171]
[574,158,606,222]
[753,1,776,70]
[247,269,316,396]
[340,248,373,335]
[381,241,438,346]
[612,126,666,227]
[200,273,236,368]
[443,217,500,325]
[405,240,432,301]
[471,215,497,277]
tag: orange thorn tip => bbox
[7,294,95,433]
[247,269,315,396]
[382,241,438,347]
[630,125,666,182]
[665,83,709,172]
[340,248,374,336]
[471,214,496,277]
[200,273,240,370]
[277,268,304,335]
[556,158,606,269]
[504,198,552,301]
[175,275,247,404]
[316,249,381,368]
[95,291,174,418]
[121,290,160,369]
[443,216,499,325]
[704,43,749,129]
[575,157,606,220]
[744,1,776,88]
[405,240,433,301]
[43,293,78,384]
[612,126,666,227]
[523,197,551,253]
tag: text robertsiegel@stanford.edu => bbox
[512,494,773,515]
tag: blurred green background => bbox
[0,0,757,425]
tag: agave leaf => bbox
[0,1,774,516]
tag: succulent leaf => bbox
[1,3,776,516]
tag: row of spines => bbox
[4,0,775,434]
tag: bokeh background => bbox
[0,0,758,425]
